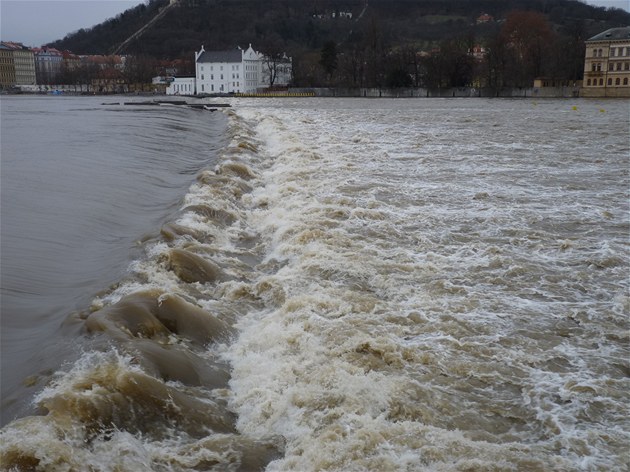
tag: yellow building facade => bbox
[0,42,37,88]
[0,44,16,88]
[581,27,630,98]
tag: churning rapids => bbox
[1,97,628,471]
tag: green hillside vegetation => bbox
[48,0,630,89]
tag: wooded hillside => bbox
[48,0,630,89]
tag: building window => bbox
[201,74,204,80]
[598,48,603,57]
[624,78,628,85]
[221,74,223,80]
[607,78,612,86]
[201,66,204,71]
[609,62,614,71]
[201,84,204,91]
[592,63,597,71]
[597,63,602,71]
[610,48,616,57]
[615,78,620,85]
[617,63,622,71]
[587,78,591,86]
[211,84,214,91]
[600,78,604,85]
[211,74,213,80]
[625,63,630,71]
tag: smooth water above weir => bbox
[1,96,227,423]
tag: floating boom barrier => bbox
[235,92,316,98]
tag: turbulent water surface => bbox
[1,97,628,471]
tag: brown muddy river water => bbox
[1,96,628,471]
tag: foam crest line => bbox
[223,99,629,472]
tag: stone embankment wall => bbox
[290,87,582,98]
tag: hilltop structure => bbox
[167,45,292,95]
[581,26,630,98]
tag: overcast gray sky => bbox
[1,0,629,48]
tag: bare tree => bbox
[260,33,287,88]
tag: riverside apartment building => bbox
[581,27,630,98]
[0,41,36,88]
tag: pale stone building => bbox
[166,44,292,95]
[166,75,196,95]
[32,47,64,85]
[582,27,630,98]
[194,45,262,94]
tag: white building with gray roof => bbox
[195,44,263,94]
[167,44,291,95]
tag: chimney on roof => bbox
[195,45,205,62]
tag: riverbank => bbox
[4,85,628,98]
[291,86,583,98]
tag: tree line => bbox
[301,10,588,89]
